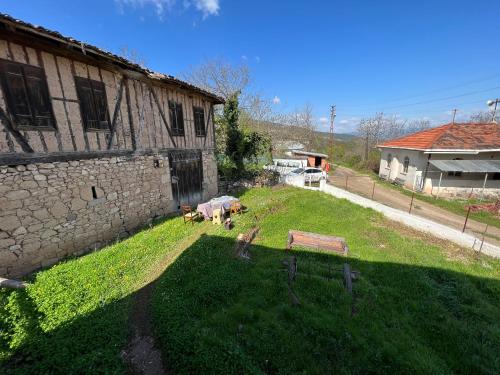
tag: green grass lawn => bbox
[1,186,500,374]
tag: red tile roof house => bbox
[377,123,500,198]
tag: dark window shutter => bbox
[0,60,55,128]
[193,106,205,136]
[169,100,184,136]
[74,77,109,131]
[90,80,109,129]
[24,66,54,127]
[176,103,184,135]
[169,100,176,133]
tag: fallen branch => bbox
[0,277,28,289]
[235,227,260,259]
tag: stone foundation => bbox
[0,151,218,277]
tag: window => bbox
[387,153,392,168]
[193,106,206,137]
[169,101,184,136]
[74,76,110,131]
[403,156,410,173]
[448,157,463,177]
[0,59,55,129]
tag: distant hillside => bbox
[314,131,359,142]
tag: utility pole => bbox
[488,99,499,123]
[451,109,458,124]
[329,105,336,159]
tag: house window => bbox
[403,156,410,173]
[74,76,110,131]
[193,106,206,137]
[169,101,184,136]
[387,153,392,168]
[0,59,55,129]
[448,157,463,177]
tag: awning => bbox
[429,160,500,173]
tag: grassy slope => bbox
[0,216,199,374]
[1,186,499,374]
[375,177,500,230]
[152,187,500,374]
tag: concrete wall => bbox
[0,150,218,277]
[378,149,427,190]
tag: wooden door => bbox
[169,150,203,209]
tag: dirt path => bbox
[329,166,500,247]
[123,282,167,375]
[122,223,210,375]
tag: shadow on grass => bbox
[2,233,500,374]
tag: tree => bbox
[469,110,496,123]
[183,58,250,101]
[118,46,147,67]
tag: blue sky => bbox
[2,0,500,133]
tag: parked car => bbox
[288,167,324,182]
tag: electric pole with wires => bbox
[329,105,336,160]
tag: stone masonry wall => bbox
[0,151,218,277]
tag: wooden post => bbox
[408,191,415,214]
[481,173,489,200]
[343,263,353,294]
[371,181,376,199]
[436,172,443,199]
[462,206,471,233]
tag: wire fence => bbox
[328,173,498,249]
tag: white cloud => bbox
[319,117,328,124]
[115,0,219,19]
[272,96,281,105]
[194,0,219,17]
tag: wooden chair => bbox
[181,204,199,225]
[212,208,222,225]
[229,201,242,215]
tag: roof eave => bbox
[0,14,225,104]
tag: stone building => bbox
[0,14,223,277]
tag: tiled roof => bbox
[0,13,225,104]
[378,123,500,151]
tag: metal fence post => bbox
[462,206,471,233]
[408,191,415,214]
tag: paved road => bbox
[329,166,500,248]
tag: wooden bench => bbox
[286,230,349,256]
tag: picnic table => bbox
[197,195,240,220]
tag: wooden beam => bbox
[343,263,353,294]
[107,78,125,149]
[149,85,177,148]
[124,78,137,151]
[0,107,34,153]
[0,277,28,289]
[202,102,212,149]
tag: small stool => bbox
[212,208,222,225]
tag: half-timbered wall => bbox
[0,38,216,160]
[0,36,219,277]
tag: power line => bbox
[343,86,500,112]
[342,72,500,109]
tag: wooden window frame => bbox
[193,105,206,137]
[169,100,185,136]
[0,58,56,131]
[74,76,111,132]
